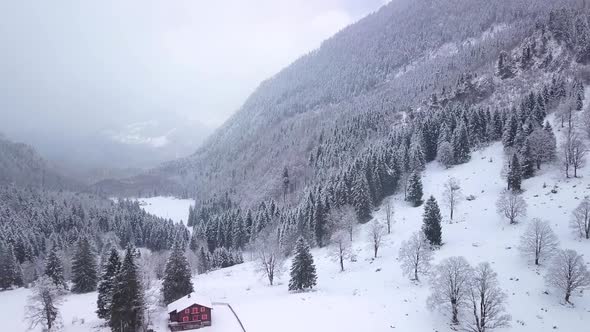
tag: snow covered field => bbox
[138,197,194,224]
[1,123,589,332]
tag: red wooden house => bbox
[167,293,213,331]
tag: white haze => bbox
[0,0,385,172]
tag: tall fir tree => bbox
[352,175,372,222]
[71,237,98,293]
[502,114,518,148]
[44,245,67,290]
[110,246,143,332]
[507,154,523,192]
[452,122,470,164]
[96,248,121,320]
[288,237,317,291]
[422,196,443,246]
[520,139,535,179]
[0,243,23,289]
[406,172,424,207]
[197,247,210,275]
[162,243,194,304]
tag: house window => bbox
[192,315,199,321]
[192,308,199,314]
[184,309,190,314]
[201,307,206,313]
[182,316,189,322]
[202,314,208,320]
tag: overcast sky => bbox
[0,0,386,142]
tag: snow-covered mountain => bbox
[99,0,587,204]
[2,112,588,332]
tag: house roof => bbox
[167,292,213,313]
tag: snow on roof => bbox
[167,292,213,313]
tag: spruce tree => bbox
[71,237,98,293]
[520,139,535,179]
[422,196,442,246]
[507,154,523,192]
[0,243,23,289]
[44,245,67,290]
[502,115,518,148]
[406,172,424,207]
[110,246,143,332]
[452,123,470,164]
[96,248,121,320]
[197,247,210,274]
[162,244,194,304]
[288,237,317,291]
[352,175,372,222]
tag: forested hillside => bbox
[0,135,81,190]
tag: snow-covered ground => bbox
[138,197,194,224]
[1,120,589,332]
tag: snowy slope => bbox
[138,197,194,224]
[1,119,589,332]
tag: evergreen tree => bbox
[406,172,424,207]
[452,123,470,164]
[96,248,121,320]
[520,139,535,179]
[288,237,317,291]
[0,243,23,289]
[507,154,523,192]
[197,247,210,274]
[502,114,518,148]
[162,244,194,304]
[71,237,98,293]
[110,246,143,332]
[422,196,443,246]
[44,245,66,290]
[352,175,372,222]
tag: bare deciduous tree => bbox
[464,263,511,332]
[328,205,357,242]
[24,276,63,331]
[385,198,394,234]
[496,190,527,224]
[330,230,351,272]
[519,218,559,265]
[398,231,433,282]
[571,198,590,239]
[562,128,587,178]
[368,220,386,258]
[545,249,590,304]
[443,177,463,220]
[427,256,472,325]
[253,226,285,286]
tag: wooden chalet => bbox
[167,293,213,331]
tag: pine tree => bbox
[96,248,121,320]
[0,243,23,289]
[520,139,535,179]
[162,244,194,304]
[44,245,66,290]
[71,237,98,293]
[452,122,470,164]
[288,237,317,291]
[197,247,210,274]
[507,154,523,192]
[502,114,518,148]
[422,196,442,246]
[352,175,372,222]
[110,246,143,332]
[406,172,424,207]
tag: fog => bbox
[0,0,385,172]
